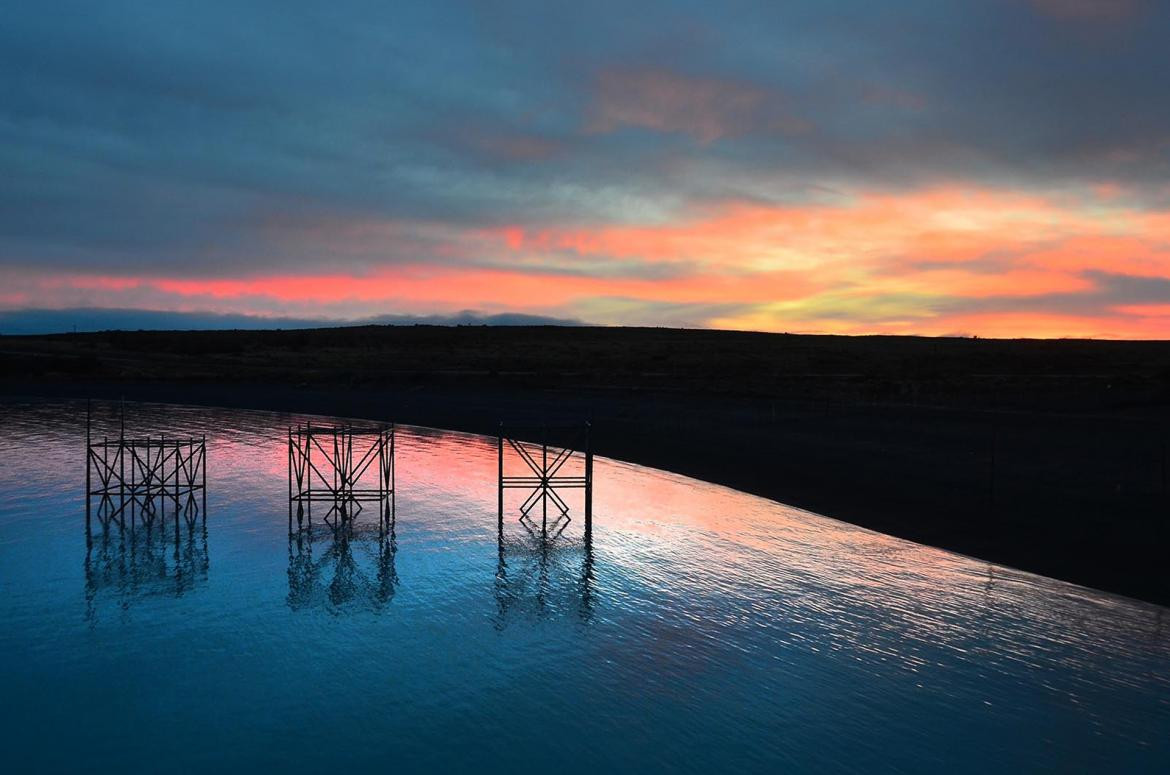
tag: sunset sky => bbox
[3,0,1170,337]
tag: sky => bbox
[3,0,1170,337]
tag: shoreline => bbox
[26,388,1159,611]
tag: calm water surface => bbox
[1,401,1168,773]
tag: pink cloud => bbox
[7,183,1170,339]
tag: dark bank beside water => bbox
[4,325,1170,605]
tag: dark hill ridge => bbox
[4,325,1170,605]
[7,325,1170,409]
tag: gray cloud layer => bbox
[3,0,1169,280]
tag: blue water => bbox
[1,400,1168,773]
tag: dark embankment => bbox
[3,325,1170,605]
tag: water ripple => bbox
[0,399,1166,773]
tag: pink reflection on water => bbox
[74,402,1170,706]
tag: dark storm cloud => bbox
[2,0,1169,276]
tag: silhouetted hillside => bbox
[5,325,1170,412]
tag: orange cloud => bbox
[1020,236,1170,278]
[868,268,1092,298]
[488,187,1139,279]
[8,183,1170,339]
[1117,304,1170,317]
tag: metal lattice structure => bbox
[287,423,395,534]
[498,422,593,541]
[85,402,206,538]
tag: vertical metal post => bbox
[156,434,163,522]
[119,401,126,528]
[102,435,108,527]
[201,434,206,523]
[131,438,138,528]
[389,427,394,525]
[390,425,395,519]
[288,428,294,535]
[174,437,180,537]
[584,421,593,543]
[498,423,504,537]
[341,427,348,506]
[541,425,548,538]
[85,400,92,539]
[378,428,387,533]
[122,395,129,531]
[345,427,353,522]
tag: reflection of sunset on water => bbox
[1,400,1167,771]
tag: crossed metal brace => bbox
[85,401,206,540]
[498,422,593,541]
[288,423,395,536]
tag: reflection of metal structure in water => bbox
[287,519,398,612]
[498,422,593,541]
[494,534,596,628]
[84,520,210,621]
[85,401,206,541]
[288,423,395,534]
